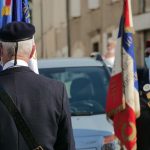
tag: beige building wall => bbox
[70,0,123,57]
[101,0,122,55]
[31,0,67,59]
[70,0,150,66]
[31,0,150,67]
[70,0,102,57]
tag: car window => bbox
[39,66,110,115]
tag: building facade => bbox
[31,0,67,58]
[69,0,122,57]
[30,0,150,67]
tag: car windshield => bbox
[39,66,110,116]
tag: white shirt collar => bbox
[3,60,28,70]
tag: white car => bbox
[38,58,119,150]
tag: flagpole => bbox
[121,1,125,100]
[66,0,71,57]
[142,0,146,13]
[40,0,44,58]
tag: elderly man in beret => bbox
[136,40,150,150]
[0,21,75,150]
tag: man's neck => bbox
[3,59,28,70]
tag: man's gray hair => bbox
[107,37,117,45]
[1,38,33,58]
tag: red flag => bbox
[114,104,137,150]
[106,0,140,149]
[106,73,125,118]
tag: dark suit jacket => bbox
[0,66,75,150]
[137,68,150,150]
[137,68,149,95]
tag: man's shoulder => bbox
[36,74,65,102]
[37,73,64,89]
[0,67,64,91]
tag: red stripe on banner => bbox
[106,73,124,118]
[5,0,11,6]
[114,104,137,150]
[124,0,130,28]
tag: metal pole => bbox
[40,0,44,58]
[142,0,146,48]
[66,0,71,57]
[142,0,146,13]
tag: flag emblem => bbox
[1,0,11,16]
[2,6,10,16]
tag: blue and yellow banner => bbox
[12,0,30,23]
[0,0,30,28]
[0,0,12,28]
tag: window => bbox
[91,33,101,52]
[70,0,81,18]
[93,42,99,52]
[107,32,112,39]
[39,66,110,115]
[88,0,100,10]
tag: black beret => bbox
[0,21,35,42]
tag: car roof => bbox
[38,57,104,69]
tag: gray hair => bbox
[1,38,33,58]
[107,38,117,45]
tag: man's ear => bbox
[29,44,36,59]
